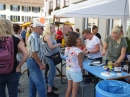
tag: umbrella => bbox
[22,22,32,27]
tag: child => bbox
[65,32,83,97]
[76,38,85,50]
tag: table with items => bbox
[83,59,130,80]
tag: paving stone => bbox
[5,62,94,97]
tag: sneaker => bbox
[47,91,59,97]
[52,86,58,91]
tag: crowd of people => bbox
[0,18,129,97]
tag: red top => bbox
[56,30,63,39]
[79,44,85,50]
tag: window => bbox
[0,15,6,19]
[64,0,69,6]
[56,0,60,7]
[10,15,20,22]
[32,7,40,13]
[87,18,98,31]
[22,16,31,22]
[49,1,53,9]
[10,5,20,11]
[32,16,39,19]
[113,19,121,28]
[22,6,30,12]
[0,4,6,10]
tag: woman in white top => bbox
[82,29,102,62]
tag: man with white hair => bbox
[27,22,46,97]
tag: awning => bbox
[56,0,129,19]
[53,0,130,36]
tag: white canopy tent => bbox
[54,0,130,36]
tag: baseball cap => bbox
[33,22,45,27]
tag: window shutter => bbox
[32,7,34,12]
[22,16,24,22]
[29,7,30,11]
[18,16,20,21]
[10,15,12,21]
[10,5,12,11]
[4,5,6,10]
[39,7,40,12]
[18,6,20,11]
[22,6,24,11]
[29,17,31,22]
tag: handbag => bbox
[51,52,62,65]
[44,45,62,65]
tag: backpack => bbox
[0,37,14,74]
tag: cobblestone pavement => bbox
[6,62,94,97]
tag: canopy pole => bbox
[53,15,56,23]
[121,18,127,37]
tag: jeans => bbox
[0,72,21,97]
[27,58,46,97]
[45,57,56,86]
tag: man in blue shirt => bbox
[21,27,27,44]
[27,22,46,97]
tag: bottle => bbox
[114,63,122,73]
[108,61,113,71]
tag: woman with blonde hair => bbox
[43,23,61,97]
[0,19,29,97]
[26,23,33,46]
[102,27,128,66]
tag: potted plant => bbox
[54,7,60,11]
[48,9,53,15]
[62,6,68,8]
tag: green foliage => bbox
[48,9,53,15]
[62,6,68,8]
[54,7,60,11]
[125,37,130,53]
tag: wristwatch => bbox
[88,51,90,54]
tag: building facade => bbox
[0,0,44,24]
[44,0,74,25]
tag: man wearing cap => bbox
[27,22,46,97]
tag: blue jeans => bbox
[45,57,56,86]
[0,72,21,97]
[27,58,46,97]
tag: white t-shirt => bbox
[86,35,102,59]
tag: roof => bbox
[0,0,44,7]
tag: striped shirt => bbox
[28,32,43,61]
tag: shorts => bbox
[66,70,82,82]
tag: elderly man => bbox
[27,22,46,97]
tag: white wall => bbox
[74,18,84,33]
[98,19,108,42]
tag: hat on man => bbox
[33,22,45,27]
